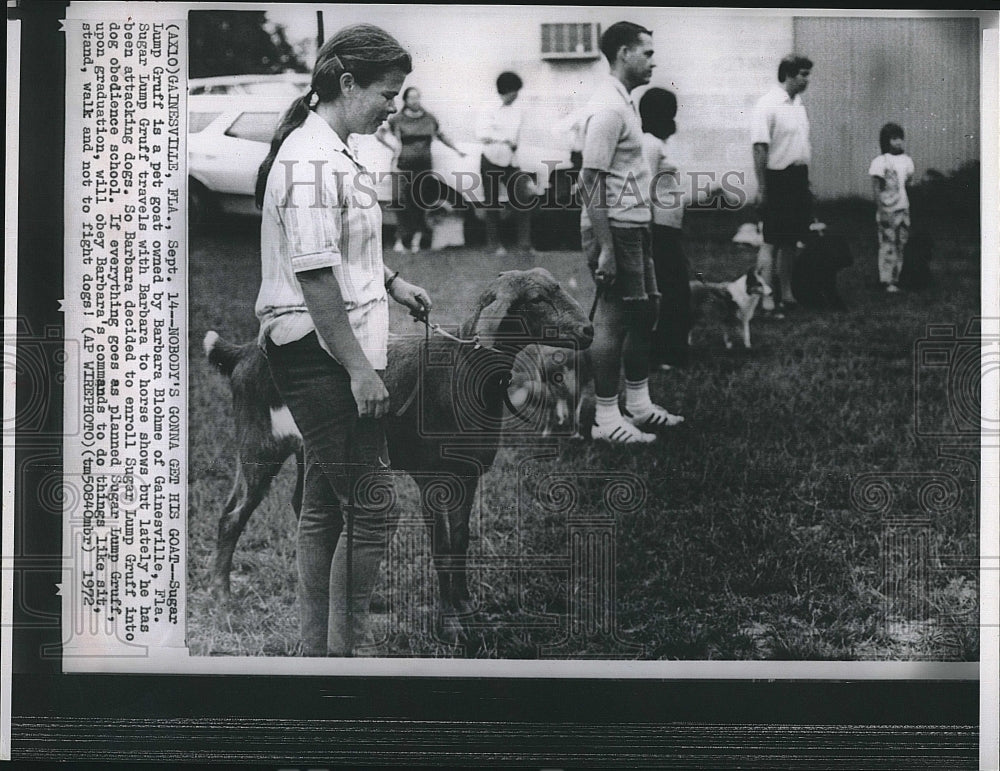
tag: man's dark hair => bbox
[600,21,652,66]
[879,122,905,154]
[496,71,523,95]
[778,54,813,82]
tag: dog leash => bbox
[397,305,534,425]
[407,304,499,351]
[588,284,605,322]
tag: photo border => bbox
[5,1,996,765]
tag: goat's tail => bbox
[203,330,244,377]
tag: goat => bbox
[204,268,594,640]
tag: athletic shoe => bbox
[591,419,657,444]
[624,404,685,429]
[393,240,406,254]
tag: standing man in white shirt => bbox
[476,71,533,256]
[579,21,684,444]
[751,54,814,316]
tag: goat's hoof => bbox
[210,579,233,605]
[437,612,465,645]
[453,598,476,617]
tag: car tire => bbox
[189,178,217,232]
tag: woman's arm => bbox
[383,265,432,314]
[436,130,467,157]
[299,269,389,418]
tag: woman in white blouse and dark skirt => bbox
[639,87,691,369]
[254,24,431,656]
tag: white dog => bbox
[688,267,773,350]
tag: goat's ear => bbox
[474,277,519,348]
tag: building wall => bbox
[308,7,981,201]
[793,16,981,199]
[317,6,791,198]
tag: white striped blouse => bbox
[256,110,389,369]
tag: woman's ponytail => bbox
[255,91,314,208]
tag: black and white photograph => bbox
[183,7,985,662]
[5,2,998,766]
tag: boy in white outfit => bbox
[868,122,915,293]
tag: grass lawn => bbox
[187,198,980,660]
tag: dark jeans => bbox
[264,333,395,656]
[651,224,691,366]
[395,163,433,247]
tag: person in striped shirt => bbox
[254,24,431,657]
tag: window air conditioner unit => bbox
[541,23,601,60]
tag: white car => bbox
[189,73,310,97]
[188,94,572,228]
[188,96,288,224]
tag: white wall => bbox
[298,6,795,197]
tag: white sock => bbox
[625,378,654,416]
[594,395,622,426]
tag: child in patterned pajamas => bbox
[868,122,915,293]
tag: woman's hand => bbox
[350,367,391,419]
[388,278,432,315]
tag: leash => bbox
[406,304,498,351]
[398,305,533,425]
[588,284,605,323]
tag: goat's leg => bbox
[447,478,480,617]
[211,454,284,600]
[413,477,461,641]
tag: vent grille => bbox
[541,23,601,60]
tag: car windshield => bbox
[190,112,222,133]
[224,112,282,143]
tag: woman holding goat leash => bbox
[253,24,431,656]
